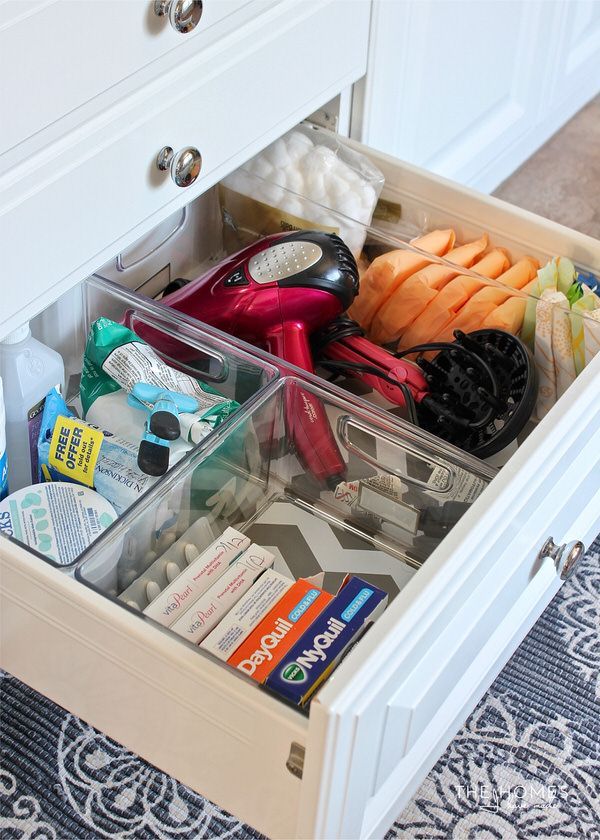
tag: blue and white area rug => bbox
[1,536,599,839]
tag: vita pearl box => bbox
[143,527,250,627]
[170,544,275,644]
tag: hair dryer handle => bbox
[285,381,347,488]
[266,322,315,374]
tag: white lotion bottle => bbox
[0,377,7,500]
[0,323,64,493]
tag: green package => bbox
[521,259,559,348]
[81,318,239,433]
[571,290,600,375]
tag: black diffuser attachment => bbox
[413,329,537,458]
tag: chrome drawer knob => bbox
[156,146,202,188]
[539,536,585,580]
[154,0,203,33]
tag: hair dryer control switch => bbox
[223,269,249,287]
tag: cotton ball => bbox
[224,170,246,193]
[226,170,254,197]
[184,543,198,564]
[159,530,177,551]
[265,138,292,169]
[343,168,362,189]
[281,197,305,219]
[321,215,341,231]
[249,156,275,181]
[310,206,331,227]
[261,182,286,207]
[310,145,337,174]
[305,169,327,203]
[285,168,305,195]
[286,130,314,160]
[338,195,363,220]
[360,183,377,212]
[343,229,363,256]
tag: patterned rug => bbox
[1,535,599,840]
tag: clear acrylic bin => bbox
[2,276,280,571]
[75,376,494,670]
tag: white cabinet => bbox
[1,3,600,838]
[353,0,600,192]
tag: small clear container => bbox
[76,376,494,627]
[2,275,279,571]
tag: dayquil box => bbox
[143,527,250,627]
[264,575,387,706]
[227,578,333,682]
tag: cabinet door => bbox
[547,1,600,113]
[353,1,600,193]
[354,1,548,191]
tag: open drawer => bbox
[1,130,600,840]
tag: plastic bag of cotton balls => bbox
[221,124,385,257]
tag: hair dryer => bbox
[163,231,359,486]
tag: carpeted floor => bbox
[2,100,599,839]
[495,95,600,240]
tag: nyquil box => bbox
[265,576,387,706]
[143,527,250,627]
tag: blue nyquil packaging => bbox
[265,575,388,706]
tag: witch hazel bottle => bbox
[0,323,64,493]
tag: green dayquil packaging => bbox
[80,318,239,438]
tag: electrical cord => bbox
[393,341,499,400]
[318,358,420,425]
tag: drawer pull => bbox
[286,742,305,779]
[156,146,202,188]
[154,0,203,33]
[539,537,585,580]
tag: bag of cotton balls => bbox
[221,124,384,257]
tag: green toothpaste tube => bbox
[80,317,239,437]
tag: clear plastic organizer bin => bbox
[1,275,279,571]
[75,376,494,703]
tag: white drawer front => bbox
[0,0,260,156]
[0,0,370,339]
[0,540,307,839]
[300,355,600,838]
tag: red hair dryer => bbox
[163,231,359,486]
